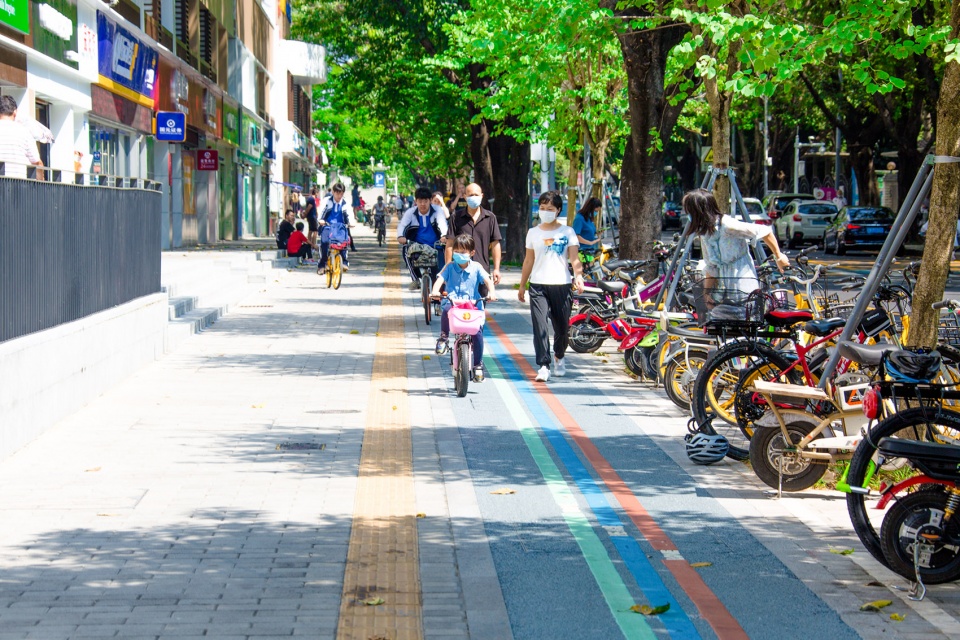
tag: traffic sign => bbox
[156,111,186,142]
[374,171,386,188]
[197,150,219,171]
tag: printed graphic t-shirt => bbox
[525,224,579,285]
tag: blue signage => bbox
[374,171,386,188]
[97,12,158,108]
[156,111,186,142]
[264,128,275,160]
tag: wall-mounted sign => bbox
[198,149,219,171]
[97,11,158,108]
[171,69,189,114]
[264,128,275,160]
[38,4,72,40]
[0,0,29,35]
[222,101,239,147]
[204,90,217,130]
[374,171,386,188]
[156,111,186,142]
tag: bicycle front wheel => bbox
[422,274,432,324]
[332,254,343,290]
[845,407,960,567]
[455,342,470,397]
[326,255,334,288]
[692,340,795,460]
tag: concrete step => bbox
[167,296,197,320]
[160,249,296,354]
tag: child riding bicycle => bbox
[431,234,498,380]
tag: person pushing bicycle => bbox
[432,234,497,381]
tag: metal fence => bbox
[0,173,163,343]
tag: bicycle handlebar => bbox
[933,300,957,311]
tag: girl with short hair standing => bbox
[518,191,585,382]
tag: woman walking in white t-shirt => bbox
[518,191,585,382]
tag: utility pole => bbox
[794,128,800,193]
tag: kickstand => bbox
[893,540,928,601]
[764,459,783,499]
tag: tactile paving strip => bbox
[336,244,423,640]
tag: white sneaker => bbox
[535,366,550,382]
[553,357,566,377]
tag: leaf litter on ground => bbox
[860,600,892,612]
[490,488,516,495]
[629,603,670,615]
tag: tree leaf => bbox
[490,488,516,495]
[689,562,712,568]
[630,603,670,615]
[859,600,892,611]
[890,613,906,621]
[362,597,385,606]
[829,548,854,555]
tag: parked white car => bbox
[773,200,839,249]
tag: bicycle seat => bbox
[764,309,814,327]
[802,318,845,337]
[835,340,898,366]
[618,268,646,281]
[604,259,643,270]
[597,280,624,294]
[877,438,960,482]
[667,325,707,339]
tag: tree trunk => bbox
[705,76,732,214]
[488,123,531,264]
[605,11,686,263]
[906,0,960,349]
[850,143,879,206]
[468,65,495,199]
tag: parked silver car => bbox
[773,200,839,249]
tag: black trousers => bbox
[528,283,572,367]
[292,245,313,259]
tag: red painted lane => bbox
[488,318,749,640]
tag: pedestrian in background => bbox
[0,96,42,179]
[573,197,602,254]
[276,209,295,252]
[287,222,313,261]
[518,190,584,382]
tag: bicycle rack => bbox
[658,167,768,313]
[817,154,960,387]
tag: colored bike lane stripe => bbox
[482,349,657,640]
[487,318,749,640]
[484,338,700,639]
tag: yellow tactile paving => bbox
[337,242,423,640]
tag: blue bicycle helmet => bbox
[684,432,729,465]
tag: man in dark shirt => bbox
[444,182,502,284]
[276,209,296,252]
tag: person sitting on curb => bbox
[287,222,313,262]
[276,210,296,252]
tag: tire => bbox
[421,274,432,324]
[326,258,333,288]
[692,341,795,461]
[569,317,606,353]
[455,342,470,397]
[825,234,835,254]
[663,348,709,412]
[332,254,343,290]
[377,225,385,246]
[787,230,798,249]
[880,489,960,584]
[749,414,828,492]
[624,344,657,381]
[846,407,960,567]
[836,237,846,256]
